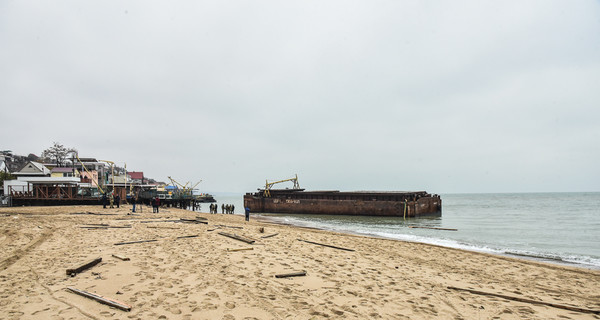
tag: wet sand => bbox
[1,205,599,319]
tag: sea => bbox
[201,192,600,270]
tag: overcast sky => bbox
[1,1,599,194]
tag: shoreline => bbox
[251,212,600,271]
[1,205,599,319]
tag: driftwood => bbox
[260,233,279,239]
[66,257,102,276]
[112,254,130,261]
[71,212,117,216]
[207,227,221,232]
[227,247,254,252]
[195,216,208,221]
[147,226,180,229]
[275,271,307,278]
[81,225,132,229]
[218,232,255,244]
[179,218,208,224]
[297,239,355,252]
[408,226,458,231]
[66,287,131,311]
[114,239,158,246]
[447,286,600,315]
[176,235,199,239]
[216,224,243,229]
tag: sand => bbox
[0,205,598,320]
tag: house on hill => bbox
[128,171,144,184]
[13,161,51,177]
[51,167,78,178]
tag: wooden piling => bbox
[218,232,255,244]
[297,239,355,252]
[66,287,131,311]
[66,257,102,276]
[260,233,279,239]
[275,271,307,278]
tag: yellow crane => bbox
[168,176,202,196]
[76,154,105,194]
[99,159,116,194]
[264,174,300,197]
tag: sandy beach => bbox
[0,205,598,319]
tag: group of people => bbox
[101,192,121,209]
[209,203,235,214]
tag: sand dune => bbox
[0,205,598,319]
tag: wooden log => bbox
[260,233,279,239]
[216,224,243,229]
[207,227,221,232]
[195,216,208,221]
[275,271,307,278]
[297,239,355,252]
[81,226,132,229]
[176,235,199,239]
[447,286,600,315]
[66,287,131,311]
[111,254,130,261]
[147,226,180,229]
[227,247,254,252]
[179,218,208,224]
[114,239,158,246]
[66,257,102,276]
[218,232,255,244]
[408,226,458,231]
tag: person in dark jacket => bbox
[245,206,250,221]
[102,193,107,209]
[153,197,160,213]
[115,194,120,208]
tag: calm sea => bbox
[202,192,600,269]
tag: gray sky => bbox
[2,1,599,194]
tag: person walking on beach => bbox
[244,206,250,221]
[221,204,225,214]
[231,205,235,214]
[115,194,120,208]
[131,195,137,214]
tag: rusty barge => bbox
[243,189,442,217]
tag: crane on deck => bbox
[168,176,202,197]
[264,174,300,197]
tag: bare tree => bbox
[41,142,77,167]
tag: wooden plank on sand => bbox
[227,247,254,252]
[447,286,600,315]
[112,254,130,261]
[297,239,355,252]
[260,233,279,239]
[176,234,199,239]
[66,287,131,311]
[66,257,102,276]
[114,239,158,246]
[275,271,306,278]
[179,218,208,224]
[218,232,255,244]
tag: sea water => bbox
[204,192,600,269]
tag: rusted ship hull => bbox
[243,190,441,217]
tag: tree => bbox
[0,171,14,185]
[41,142,77,167]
